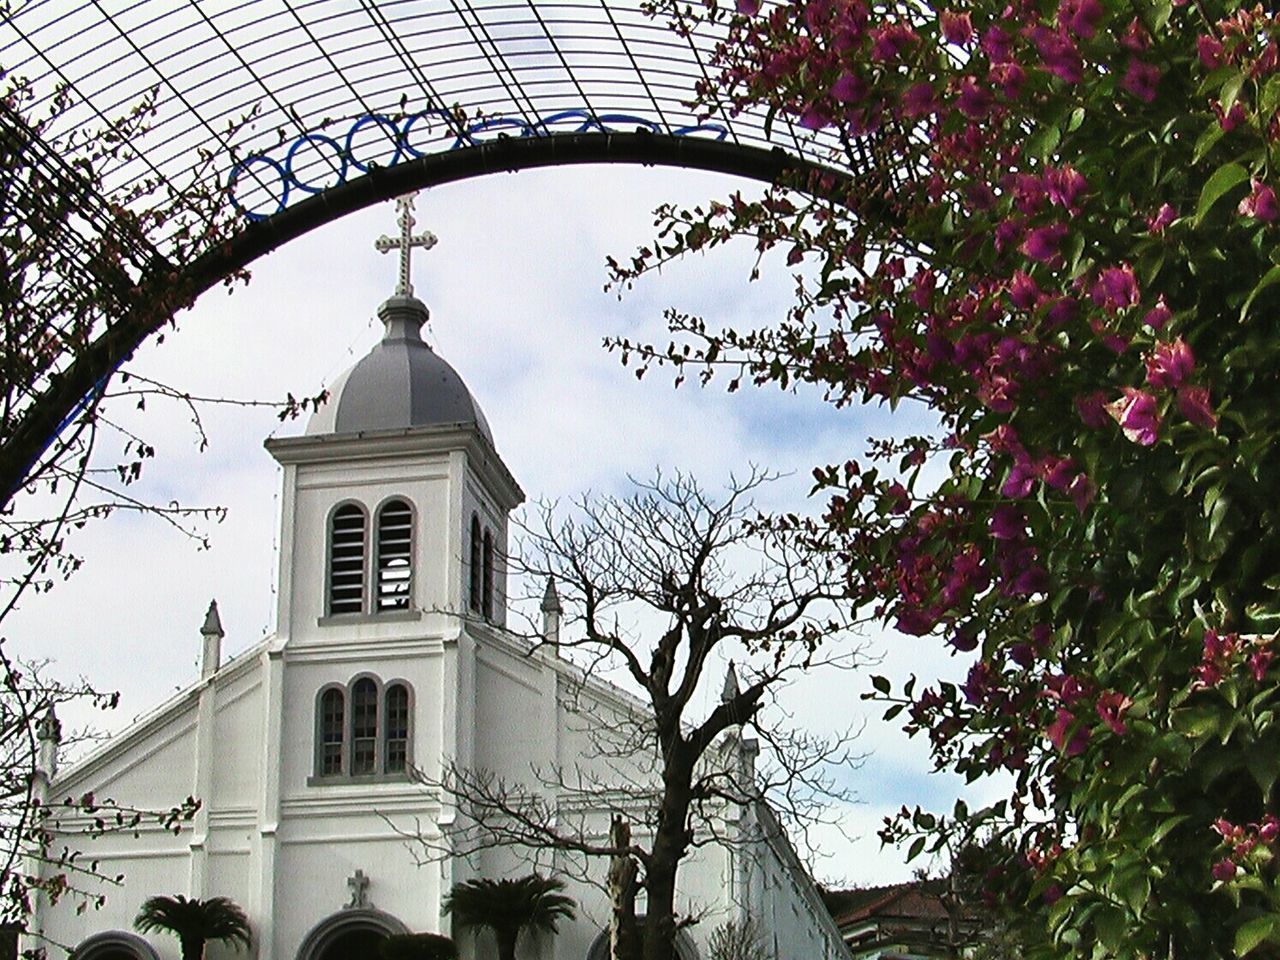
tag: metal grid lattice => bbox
[0,0,849,234]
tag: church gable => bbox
[52,697,199,810]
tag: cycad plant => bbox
[443,874,576,960]
[134,894,251,960]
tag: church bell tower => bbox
[264,194,524,644]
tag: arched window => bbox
[319,687,345,776]
[384,683,410,773]
[314,677,414,782]
[376,499,413,612]
[469,513,482,612]
[329,504,367,616]
[351,678,378,775]
[482,529,494,620]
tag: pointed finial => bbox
[722,661,740,703]
[201,599,224,638]
[36,706,61,744]
[374,193,437,298]
[540,577,563,613]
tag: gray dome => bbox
[306,296,493,442]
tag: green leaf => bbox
[1193,122,1227,165]
[1027,124,1061,161]
[1235,915,1278,956]
[871,674,891,694]
[1149,814,1189,848]
[1149,0,1173,31]
[1222,70,1247,115]
[1196,162,1249,226]
[1095,904,1127,948]
[1262,74,1280,122]
[1247,749,1279,795]
[1240,264,1280,320]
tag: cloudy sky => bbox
[3,161,1000,888]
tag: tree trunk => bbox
[609,815,642,960]
[641,747,695,960]
[180,936,203,960]
[496,929,519,960]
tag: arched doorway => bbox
[585,923,700,960]
[70,930,161,960]
[295,907,411,960]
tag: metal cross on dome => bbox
[375,192,437,298]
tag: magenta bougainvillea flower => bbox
[1046,708,1089,756]
[1198,34,1226,68]
[831,71,867,103]
[1148,203,1178,234]
[1239,179,1280,222]
[939,9,973,44]
[1143,297,1172,329]
[1058,0,1103,38]
[1177,384,1218,429]
[1095,691,1132,735]
[1106,388,1160,445]
[1090,264,1140,312]
[1020,223,1068,262]
[1145,338,1195,389]
[1121,59,1162,101]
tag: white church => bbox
[27,201,848,960]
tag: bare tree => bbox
[706,917,769,960]
[407,470,865,960]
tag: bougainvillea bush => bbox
[610,0,1280,956]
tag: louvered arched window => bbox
[376,499,413,612]
[319,687,345,776]
[351,678,378,775]
[328,504,367,616]
[481,529,494,620]
[384,683,410,773]
[469,514,482,612]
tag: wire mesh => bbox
[0,0,855,234]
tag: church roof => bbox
[305,295,493,443]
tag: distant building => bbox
[826,881,983,960]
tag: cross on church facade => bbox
[346,869,371,909]
[374,192,437,298]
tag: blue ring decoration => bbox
[345,114,405,173]
[402,109,473,156]
[464,117,535,140]
[671,123,730,141]
[228,154,290,221]
[228,108,729,221]
[284,133,349,195]
[531,109,598,134]
[595,113,663,133]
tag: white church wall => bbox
[274,819,442,957]
[211,670,265,809]
[56,706,198,811]
[43,829,191,958]
[473,644,548,778]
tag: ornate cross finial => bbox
[374,192,437,297]
[346,869,371,909]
